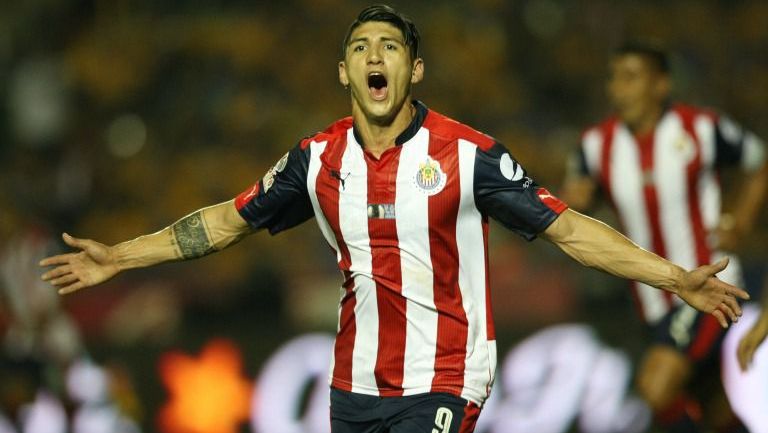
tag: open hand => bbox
[676,258,750,328]
[40,233,120,294]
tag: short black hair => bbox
[341,4,420,60]
[614,41,670,74]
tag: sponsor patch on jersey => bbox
[500,153,524,181]
[262,152,289,193]
[367,203,396,219]
[414,156,447,195]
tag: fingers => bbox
[711,309,728,329]
[41,265,71,281]
[49,273,79,287]
[58,281,85,295]
[39,253,76,267]
[720,290,743,317]
[705,257,729,275]
[727,284,751,301]
[62,232,80,247]
[717,301,739,324]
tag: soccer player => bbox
[561,42,767,432]
[41,7,748,433]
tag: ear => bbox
[655,74,671,101]
[411,57,424,84]
[338,61,349,87]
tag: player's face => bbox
[339,21,424,124]
[607,54,670,128]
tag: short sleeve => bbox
[474,142,568,241]
[234,143,314,234]
[715,114,766,172]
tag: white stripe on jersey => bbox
[457,139,495,402]
[396,128,438,395]
[606,126,670,323]
[655,114,696,271]
[307,141,335,259]
[338,130,379,394]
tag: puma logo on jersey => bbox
[330,170,351,190]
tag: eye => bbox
[353,45,366,52]
[385,43,397,50]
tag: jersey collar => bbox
[352,100,429,148]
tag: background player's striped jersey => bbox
[236,101,566,405]
[577,104,765,324]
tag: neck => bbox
[352,98,416,158]
[628,105,665,137]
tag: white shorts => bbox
[721,304,768,433]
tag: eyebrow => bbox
[347,36,404,46]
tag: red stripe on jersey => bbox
[598,118,618,202]
[234,182,259,210]
[677,107,712,267]
[536,187,568,214]
[367,148,406,394]
[428,139,469,394]
[331,273,356,391]
[459,402,482,433]
[688,314,723,361]
[315,136,356,388]
[482,217,495,341]
[423,110,496,152]
[636,131,668,258]
[636,131,674,306]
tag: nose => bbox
[366,45,382,64]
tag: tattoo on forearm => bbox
[171,211,215,259]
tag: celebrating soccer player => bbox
[42,7,750,433]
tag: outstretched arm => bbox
[541,209,750,328]
[40,200,251,294]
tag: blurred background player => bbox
[39,6,750,433]
[561,42,768,432]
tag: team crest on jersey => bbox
[414,156,447,195]
[262,152,289,193]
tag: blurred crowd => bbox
[1,0,766,431]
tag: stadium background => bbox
[0,0,766,432]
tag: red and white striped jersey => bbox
[235,101,567,405]
[576,104,765,324]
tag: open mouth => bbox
[367,72,388,101]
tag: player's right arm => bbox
[41,140,316,295]
[40,200,252,294]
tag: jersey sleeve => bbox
[474,142,568,241]
[234,142,314,234]
[714,114,766,172]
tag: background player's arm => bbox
[40,200,251,294]
[541,208,749,327]
[559,150,598,212]
[737,286,768,371]
[718,161,768,251]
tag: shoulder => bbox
[581,115,620,143]
[299,116,353,149]
[669,103,718,123]
[422,109,497,151]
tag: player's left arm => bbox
[541,209,749,328]
[737,284,768,371]
[714,116,768,251]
